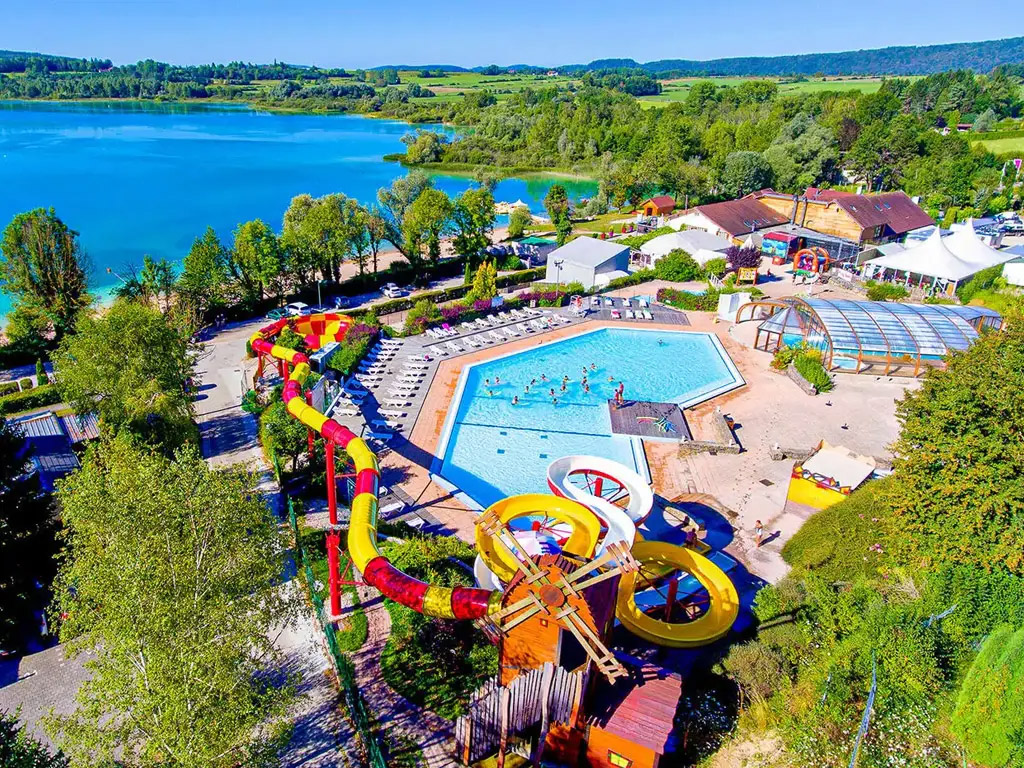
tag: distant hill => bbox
[368,64,469,72]
[569,36,1024,77]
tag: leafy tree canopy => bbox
[47,436,295,768]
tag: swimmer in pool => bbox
[512,395,519,405]
[608,375,615,382]
[549,388,555,397]
[560,382,567,393]
[530,378,536,386]
[487,389,493,397]
[524,385,530,394]
[495,375,501,384]
[590,363,597,371]
[485,378,491,387]
[540,373,548,382]
[551,396,558,405]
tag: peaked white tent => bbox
[863,224,1018,294]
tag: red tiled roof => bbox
[644,195,675,209]
[588,662,682,754]
[690,198,788,237]
[803,189,934,234]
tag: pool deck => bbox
[376,282,913,585]
[608,400,691,441]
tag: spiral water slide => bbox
[546,455,738,648]
[250,314,502,620]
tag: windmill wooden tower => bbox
[455,509,681,767]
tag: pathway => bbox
[351,585,459,768]
[193,320,356,768]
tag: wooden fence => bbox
[454,662,586,765]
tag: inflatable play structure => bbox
[249,313,739,653]
[793,246,832,277]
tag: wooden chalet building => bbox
[639,196,675,217]
[750,188,934,245]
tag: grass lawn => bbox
[573,208,641,233]
[970,135,1024,155]
[638,76,887,105]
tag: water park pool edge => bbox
[429,325,744,510]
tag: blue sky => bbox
[2,0,1020,68]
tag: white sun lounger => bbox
[487,314,503,326]
[625,309,635,319]
[425,328,442,339]
[638,298,649,308]
[464,336,483,349]
[504,326,521,338]
[528,319,546,332]
[473,318,490,330]
[405,361,430,369]
[603,298,613,307]
[354,373,383,382]
[445,341,464,354]
[379,409,407,418]
[384,399,411,407]
[379,339,402,346]
[390,384,418,392]
[460,322,476,333]
[517,323,533,334]
[485,331,504,343]
[428,345,449,356]
[407,354,431,362]
[590,296,600,306]
[642,310,653,320]
[335,407,360,417]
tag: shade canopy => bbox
[864,223,1018,283]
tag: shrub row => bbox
[656,287,719,311]
[0,383,62,416]
[793,354,834,393]
[350,267,545,320]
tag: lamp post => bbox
[317,279,326,310]
[553,259,564,300]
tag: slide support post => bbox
[326,441,338,527]
[305,391,315,463]
[326,529,342,618]
[665,575,679,621]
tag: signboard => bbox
[1015,158,1022,171]
[737,267,759,285]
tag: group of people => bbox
[481,363,626,407]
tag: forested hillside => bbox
[577,36,1024,76]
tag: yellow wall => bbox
[787,476,847,510]
[757,196,869,242]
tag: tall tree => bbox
[451,187,495,264]
[140,254,176,314]
[880,324,1024,574]
[0,208,91,344]
[376,171,433,259]
[720,151,773,198]
[53,301,196,452]
[0,417,58,651]
[46,436,294,768]
[0,711,68,767]
[178,227,229,316]
[228,219,282,304]
[543,184,572,246]
[402,188,453,267]
[362,204,389,275]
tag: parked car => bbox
[285,302,311,316]
[333,296,350,309]
[381,283,406,299]
[266,308,289,320]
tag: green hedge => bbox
[0,383,62,415]
[350,267,545,319]
[793,354,834,393]
[973,128,1024,140]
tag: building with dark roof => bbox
[669,198,789,242]
[11,410,100,491]
[752,188,934,244]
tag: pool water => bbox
[435,328,743,507]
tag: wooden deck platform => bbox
[608,400,691,440]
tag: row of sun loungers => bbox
[611,308,655,320]
[590,296,649,309]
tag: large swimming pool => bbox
[433,328,743,508]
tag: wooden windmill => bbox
[475,508,639,684]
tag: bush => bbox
[0,383,62,415]
[956,264,1004,304]
[403,298,442,334]
[617,226,674,249]
[35,358,47,383]
[654,249,703,282]
[781,477,891,582]
[865,280,909,302]
[951,625,1024,768]
[724,245,761,272]
[18,377,33,390]
[0,381,19,397]
[703,257,727,278]
[657,286,719,311]
[793,353,833,392]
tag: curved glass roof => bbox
[754,297,1001,360]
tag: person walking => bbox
[754,520,764,547]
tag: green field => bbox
[970,135,1024,155]
[636,75,890,106]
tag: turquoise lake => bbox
[0,101,596,321]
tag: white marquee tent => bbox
[862,221,1019,294]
